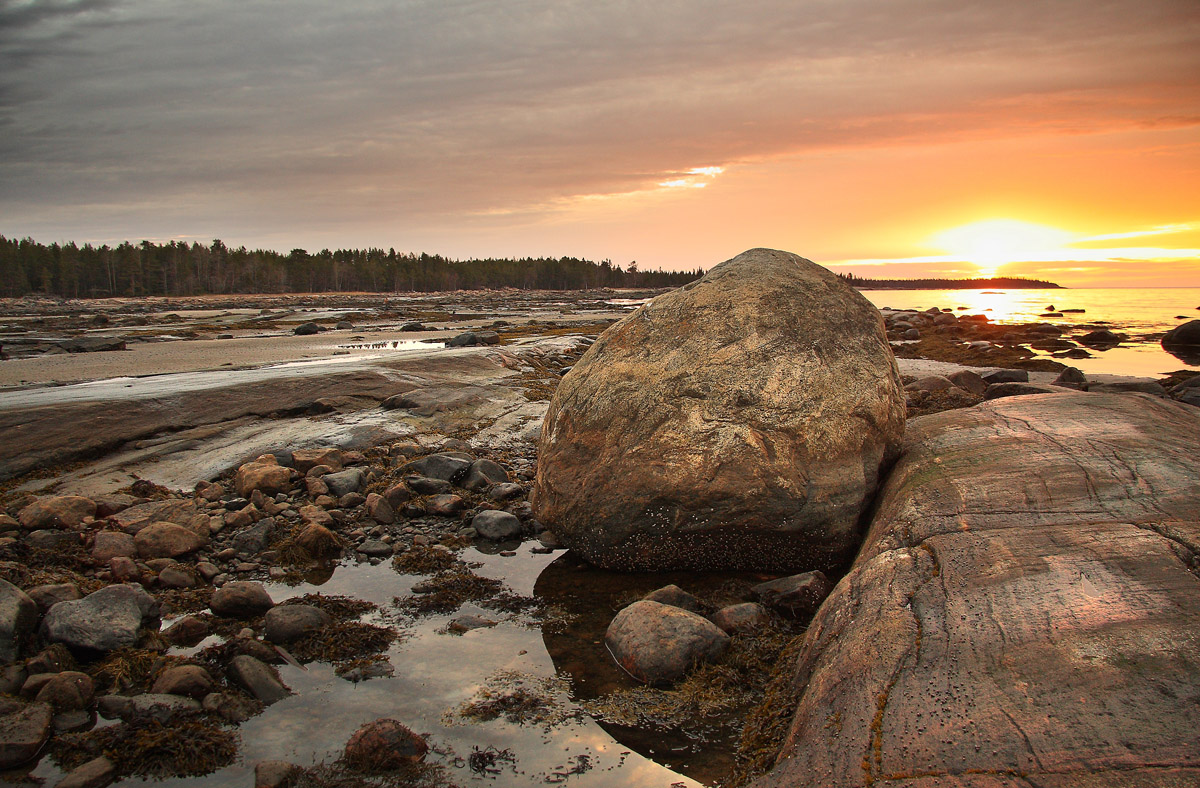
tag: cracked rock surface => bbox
[755,391,1200,788]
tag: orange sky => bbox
[1,1,1198,286]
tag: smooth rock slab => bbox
[752,392,1200,788]
[534,248,905,572]
[605,600,729,685]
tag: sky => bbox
[1,0,1199,286]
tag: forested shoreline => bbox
[0,235,701,297]
[0,235,1060,298]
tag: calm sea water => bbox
[860,287,1200,378]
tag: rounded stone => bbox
[470,510,522,540]
[210,581,274,619]
[604,600,729,685]
[263,604,332,644]
[343,718,428,769]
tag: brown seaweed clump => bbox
[51,711,238,779]
[288,620,399,663]
[287,760,459,788]
[449,670,580,730]
[392,546,462,575]
[395,569,504,616]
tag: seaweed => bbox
[288,621,399,663]
[289,760,460,787]
[51,711,238,779]
[449,671,581,730]
[395,569,504,616]
[392,546,460,575]
[284,593,378,619]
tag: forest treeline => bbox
[836,272,1061,289]
[0,235,702,297]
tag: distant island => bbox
[0,235,699,298]
[837,272,1062,290]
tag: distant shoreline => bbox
[846,276,1063,290]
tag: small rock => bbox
[357,540,394,557]
[399,453,472,483]
[711,602,770,634]
[93,493,138,517]
[162,615,209,646]
[983,382,1072,400]
[446,615,497,634]
[292,448,344,474]
[236,455,293,498]
[18,496,96,530]
[641,584,702,613]
[151,664,216,699]
[750,571,833,617]
[126,693,202,720]
[365,493,395,524]
[134,521,207,559]
[26,583,82,614]
[460,459,509,491]
[382,484,411,509]
[295,523,342,557]
[0,702,52,769]
[946,369,988,395]
[403,475,451,495]
[210,581,274,618]
[96,695,131,720]
[157,565,197,589]
[427,494,466,517]
[54,756,115,788]
[0,580,40,663]
[24,644,72,675]
[263,605,331,644]
[343,718,428,769]
[228,655,291,705]
[981,369,1029,384]
[254,759,297,788]
[1053,367,1088,389]
[232,520,275,556]
[471,510,522,540]
[33,671,94,711]
[322,468,365,497]
[293,322,320,336]
[25,530,80,551]
[487,483,524,501]
[108,499,199,534]
[202,690,259,723]
[91,531,137,562]
[605,600,729,685]
[108,556,140,582]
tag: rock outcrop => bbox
[533,248,905,571]
[753,392,1200,788]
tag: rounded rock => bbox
[210,581,274,619]
[604,600,729,685]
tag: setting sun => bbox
[931,220,1075,276]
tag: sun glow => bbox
[932,220,1074,277]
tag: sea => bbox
[859,287,1200,378]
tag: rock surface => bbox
[534,248,905,571]
[605,600,729,685]
[0,580,39,663]
[40,584,158,653]
[0,702,52,768]
[753,392,1200,788]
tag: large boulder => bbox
[533,248,905,571]
[751,392,1200,788]
[134,521,206,559]
[1162,318,1200,347]
[17,496,95,530]
[235,455,293,498]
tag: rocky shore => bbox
[1,253,1198,787]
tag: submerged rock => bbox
[534,248,905,571]
[755,392,1200,788]
[605,600,729,685]
[343,718,428,769]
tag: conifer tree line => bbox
[0,235,703,298]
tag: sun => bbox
[932,219,1074,277]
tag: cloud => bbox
[0,0,1198,249]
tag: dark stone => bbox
[232,520,275,556]
[983,382,1070,400]
[459,458,509,491]
[751,571,833,617]
[322,468,365,497]
[487,483,524,501]
[1161,319,1200,347]
[0,580,39,663]
[710,602,770,634]
[228,655,291,705]
[162,615,209,646]
[343,718,428,769]
[1053,367,1087,389]
[263,605,332,644]
[981,369,1029,384]
[400,454,472,482]
[641,584,702,613]
[55,756,116,788]
[1089,380,1168,397]
[427,494,466,516]
[210,581,274,619]
[294,322,320,336]
[150,664,216,699]
[403,475,451,495]
[0,702,52,768]
[1079,328,1122,347]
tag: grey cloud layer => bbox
[1,0,1198,242]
